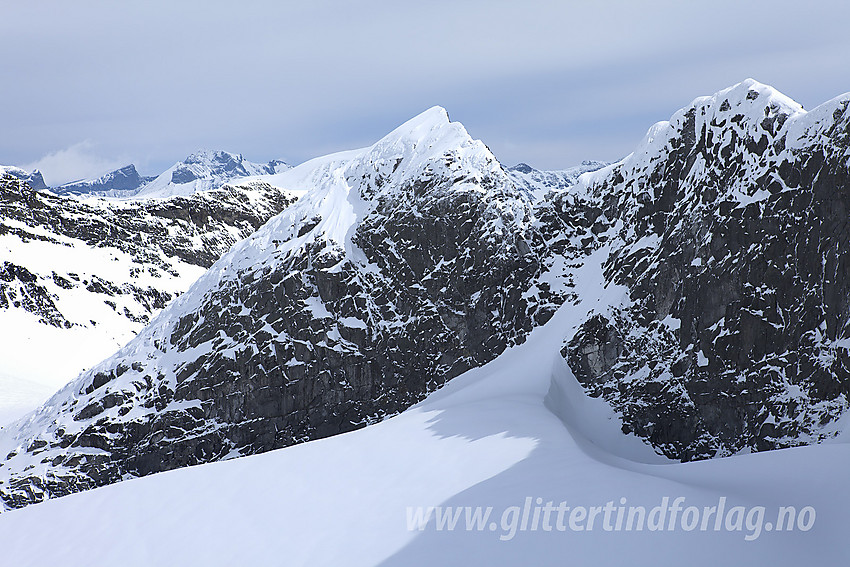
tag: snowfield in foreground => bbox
[0,250,846,567]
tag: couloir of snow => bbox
[0,243,846,567]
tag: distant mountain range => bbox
[133,150,290,199]
[507,160,609,199]
[41,150,291,198]
[15,150,604,201]
[52,165,156,197]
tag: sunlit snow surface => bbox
[0,245,846,566]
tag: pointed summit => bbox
[359,106,498,197]
[382,106,453,139]
[369,106,476,160]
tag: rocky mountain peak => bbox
[0,166,47,191]
[0,107,558,509]
[562,80,850,460]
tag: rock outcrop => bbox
[563,80,850,459]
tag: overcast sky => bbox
[2,0,849,185]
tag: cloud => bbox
[23,142,127,187]
[2,0,849,175]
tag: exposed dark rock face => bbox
[563,80,850,460]
[0,261,71,328]
[1,82,849,510]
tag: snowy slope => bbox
[0,238,203,424]
[133,150,290,198]
[0,269,846,566]
[0,373,54,429]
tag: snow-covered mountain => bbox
[0,165,47,191]
[133,150,290,198]
[1,80,848,517]
[43,151,290,198]
[0,174,298,425]
[53,164,155,197]
[0,107,577,506]
[563,79,850,459]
